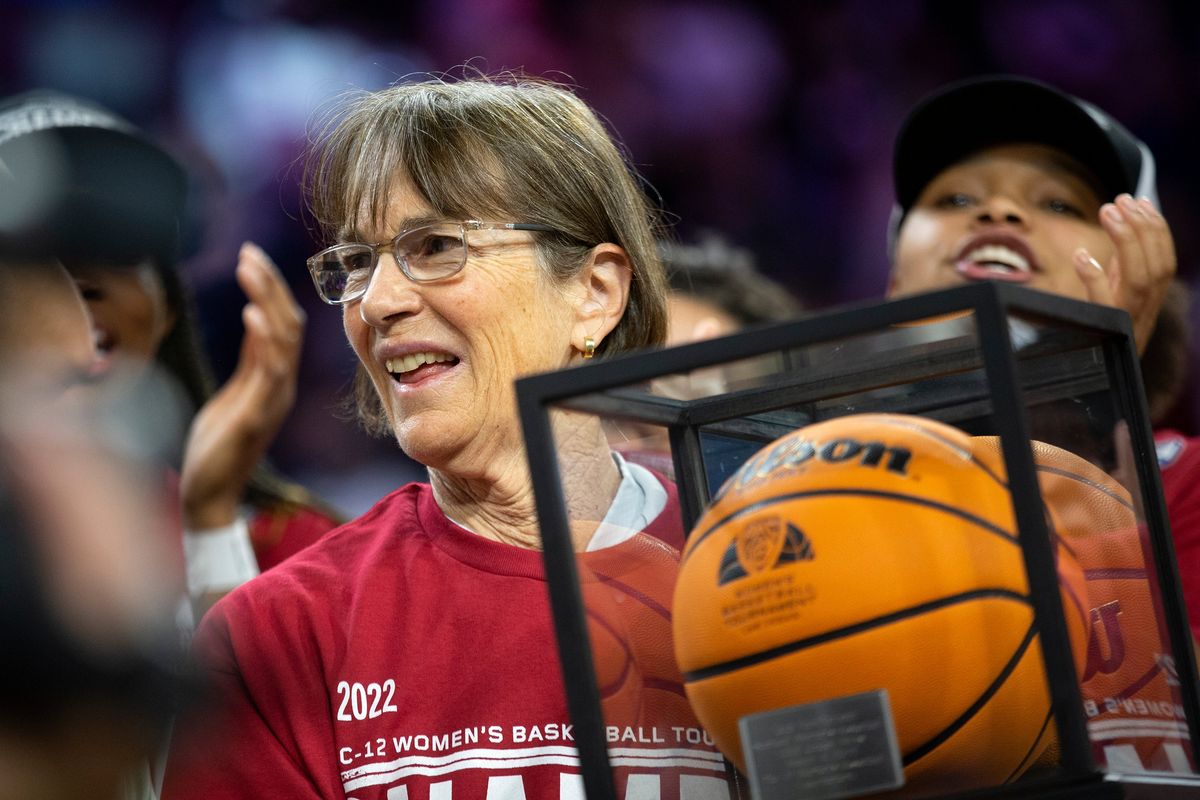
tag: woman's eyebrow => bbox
[1036,154,1107,199]
[337,214,445,243]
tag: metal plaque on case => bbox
[739,689,904,800]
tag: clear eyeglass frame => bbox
[306,220,560,305]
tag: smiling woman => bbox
[891,142,1117,302]
[884,75,1198,779]
[162,75,738,800]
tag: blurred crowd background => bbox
[3,0,1198,516]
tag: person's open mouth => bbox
[385,350,459,385]
[953,234,1038,283]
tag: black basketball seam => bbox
[593,573,671,620]
[681,588,1030,682]
[1084,567,1147,581]
[870,417,1009,489]
[682,488,1017,567]
[1003,707,1054,784]
[643,677,688,698]
[902,621,1039,767]
[586,609,634,696]
[1036,464,1135,511]
[1112,658,1164,701]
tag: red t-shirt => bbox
[163,469,337,578]
[162,481,736,800]
[249,502,340,571]
[1155,429,1200,638]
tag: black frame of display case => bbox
[515,282,1200,800]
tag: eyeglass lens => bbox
[312,223,470,302]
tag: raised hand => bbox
[1073,194,1176,354]
[179,242,306,531]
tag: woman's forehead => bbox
[343,174,436,241]
[341,169,514,242]
[938,143,1105,198]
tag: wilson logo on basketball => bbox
[718,518,813,586]
[716,435,913,501]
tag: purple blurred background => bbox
[3,0,1198,516]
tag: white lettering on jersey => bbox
[487,775,527,800]
[342,746,728,794]
[625,774,661,800]
[1107,744,1151,773]
[376,771,731,800]
[385,783,453,800]
[559,773,585,800]
[680,775,733,799]
[1103,742,1194,774]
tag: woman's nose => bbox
[975,195,1026,226]
[356,253,421,328]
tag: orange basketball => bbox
[974,437,1193,774]
[581,531,706,730]
[672,414,1089,795]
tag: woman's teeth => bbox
[963,244,1030,273]
[386,352,453,375]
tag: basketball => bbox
[581,531,704,729]
[974,437,1192,773]
[672,413,1090,794]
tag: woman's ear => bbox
[572,243,632,349]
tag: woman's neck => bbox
[429,414,621,550]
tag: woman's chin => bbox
[390,421,465,471]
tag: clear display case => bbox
[516,282,1200,799]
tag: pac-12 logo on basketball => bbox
[718,516,814,586]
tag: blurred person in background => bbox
[0,258,94,409]
[162,74,737,799]
[0,256,186,800]
[886,74,1194,772]
[0,90,343,615]
[611,231,805,476]
[660,231,804,344]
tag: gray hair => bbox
[303,74,669,435]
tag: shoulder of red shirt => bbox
[1154,428,1200,474]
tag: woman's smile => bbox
[951,230,1039,284]
[379,344,461,389]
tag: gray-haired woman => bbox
[164,76,736,799]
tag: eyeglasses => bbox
[306,220,559,305]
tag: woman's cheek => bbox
[892,212,949,293]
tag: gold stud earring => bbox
[583,336,596,359]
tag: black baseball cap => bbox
[0,90,188,264]
[890,75,1158,240]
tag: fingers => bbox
[179,243,306,531]
[232,242,306,381]
[228,303,297,423]
[241,303,296,399]
[1097,194,1176,352]
[236,241,306,349]
[1132,196,1176,291]
[1102,195,1171,300]
[1073,247,1114,307]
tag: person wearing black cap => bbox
[0,90,342,616]
[886,74,1196,775]
[888,75,1175,357]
